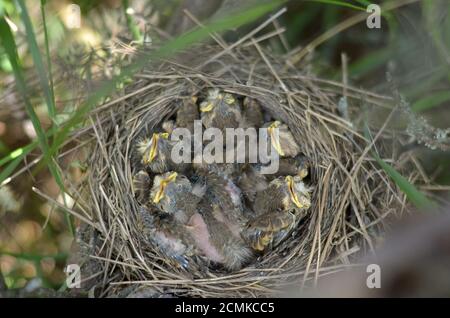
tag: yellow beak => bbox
[286,176,303,209]
[298,168,308,179]
[224,94,235,105]
[145,133,169,164]
[268,121,285,156]
[200,101,214,112]
[153,172,178,204]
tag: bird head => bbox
[151,172,178,204]
[200,89,236,112]
[268,121,285,156]
[285,175,311,209]
[139,132,169,165]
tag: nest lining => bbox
[70,44,407,297]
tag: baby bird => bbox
[193,197,254,271]
[149,171,252,270]
[136,206,198,271]
[265,154,310,181]
[132,170,152,205]
[262,121,301,158]
[237,164,268,205]
[161,120,175,134]
[150,172,202,224]
[200,170,248,230]
[242,97,264,128]
[176,96,200,133]
[200,88,242,132]
[137,132,190,174]
[243,175,312,252]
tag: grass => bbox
[42,0,287,170]
[0,5,73,234]
[18,0,57,122]
[123,0,142,42]
[0,1,285,287]
[308,0,366,11]
[364,123,437,210]
[0,0,275,289]
[412,90,450,112]
[0,0,285,182]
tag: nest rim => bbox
[70,44,408,298]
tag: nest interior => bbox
[69,44,407,298]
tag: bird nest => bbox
[67,43,407,298]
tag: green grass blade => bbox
[412,90,450,112]
[0,16,73,233]
[347,47,391,78]
[353,0,371,5]
[308,0,365,11]
[363,124,437,210]
[0,17,50,162]
[17,0,57,121]
[285,4,321,45]
[373,154,437,210]
[123,0,142,42]
[0,143,36,168]
[46,0,286,165]
[2,1,282,232]
[403,68,448,100]
[0,156,23,186]
[40,0,56,122]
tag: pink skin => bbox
[187,213,224,263]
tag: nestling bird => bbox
[262,121,301,158]
[193,194,254,271]
[176,96,200,133]
[237,164,268,205]
[137,132,190,174]
[200,170,248,229]
[243,175,312,252]
[192,149,240,180]
[149,171,252,270]
[193,170,254,270]
[242,97,264,128]
[150,172,202,224]
[161,120,175,134]
[132,170,152,205]
[238,154,310,204]
[136,206,198,270]
[264,154,310,181]
[199,88,243,132]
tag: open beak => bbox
[286,176,303,209]
[144,133,168,164]
[268,121,285,156]
[298,168,308,179]
[200,101,213,112]
[153,172,178,204]
[224,94,235,105]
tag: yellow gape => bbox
[223,94,235,105]
[153,172,178,204]
[200,102,214,112]
[144,132,169,164]
[268,121,285,156]
[286,176,303,209]
[298,167,308,179]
